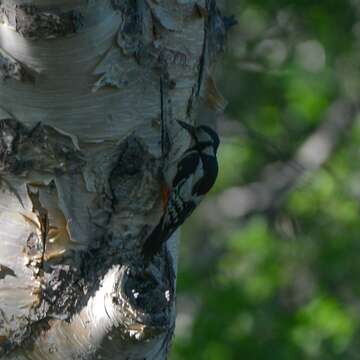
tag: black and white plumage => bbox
[142,120,220,259]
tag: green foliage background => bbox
[171,0,360,358]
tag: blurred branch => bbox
[219,118,291,161]
[236,61,289,76]
[205,99,358,221]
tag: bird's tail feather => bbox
[142,219,168,259]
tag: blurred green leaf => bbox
[292,296,355,356]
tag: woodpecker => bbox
[142,120,220,259]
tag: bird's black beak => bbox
[177,120,197,139]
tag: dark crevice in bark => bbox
[26,184,49,272]
[160,76,172,161]
[196,27,208,98]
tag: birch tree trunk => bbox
[0,0,227,358]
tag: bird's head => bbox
[177,120,220,155]
[196,125,220,153]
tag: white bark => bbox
[0,0,226,358]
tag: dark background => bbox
[171,0,360,359]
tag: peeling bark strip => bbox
[0,264,15,280]
[0,118,84,175]
[206,0,229,63]
[0,2,84,39]
[93,48,132,92]
[115,0,142,56]
[146,0,179,31]
[196,0,229,98]
[0,49,27,81]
